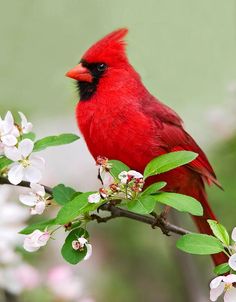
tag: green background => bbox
[1,1,236,301]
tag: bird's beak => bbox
[65,63,93,82]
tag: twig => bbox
[0,177,190,236]
[0,177,52,195]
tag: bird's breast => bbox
[76,98,164,171]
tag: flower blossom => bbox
[5,138,45,185]
[228,228,236,271]
[210,274,236,301]
[0,111,19,155]
[18,112,33,134]
[47,265,83,300]
[118,170,143,184]
[88,192,101,204]
[23,229,50,252]
[19,183,47,215]
[72,237,92,260]
[96,156,114,187]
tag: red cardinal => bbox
[66,28,226,266]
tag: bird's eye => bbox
[97,63,107,72]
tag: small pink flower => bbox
[47,265,83,300]
[72,237,92,260]
[19,183,47,215]
[0,111,19,155]
[88,193,101,204]
[23,229,50,252]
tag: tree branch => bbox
[0,177,190,236]
[0,177,52,195]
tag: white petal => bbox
[4,147,21,161]
[10,126,20,137]
[1,135,17,147]
[3,111,14,133]
[18,112,33,133]
[5,111,14,125]
[78,237,88,246]
[223,274,236,284]
[88,193,101,204]
[229,254,236,271]
[18,139,34,158]
[101,171,114,187]
[210,276,225,289]
[224,287,236,302]
[128,170,143,179]
[210,283,225,301]
[19,194,37,206]
[24,166,42,183]
[37,232,50,247]
[8,164,24,185]
[232,228,236,242]
[118,171,128,184]
[29,155,45,170]
[30,183,45,196]
[33,201,46,215]
[23,238,40,252]
[84,244,92,260]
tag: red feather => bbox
[71,28,227,266]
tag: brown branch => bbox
[0,177,52,195]
[0,177,190,236]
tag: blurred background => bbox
[0,0,236,301]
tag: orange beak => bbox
[65,63,93,82]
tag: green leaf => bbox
[53,184,77,205]
[22,132,36,141]
[208,220,230,246]
[127,195,156,214]
[214,263,231,275]
[153,192,203,216]
[55,192,99,224]
[33,133,80,152]
[108,160,129,179]
[142,182,167,196]
[0,156,12,170]
[61,228,89,265]
[176,233,224,255]
[144,151,198,179]
[19,218,57,234]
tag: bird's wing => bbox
[142,96,221,187]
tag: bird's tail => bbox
[191,184,228,266]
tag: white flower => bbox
[0,111,19,155]
[99,166,114,187]
[72,237,92,260]
[23,229,50,252]
[229,253,236,271]
[210,274,236,301]
[232,227,236,242]
[228,228,236,270]
[18,112,33,134]
[128,170,143,179]
[19,183,46,215]
[118,171,129,184]
[88,192,101,204]
[5,139,45,185]
[118,170,143,184]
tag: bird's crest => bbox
[82,28,128,64]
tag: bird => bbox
[66,28,227,266]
